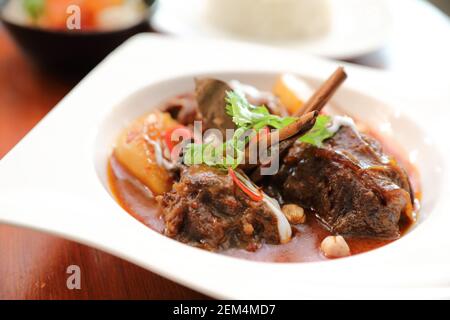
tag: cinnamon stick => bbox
[239,111,318,171]
[258,111,317,147]
[250,67,348,181]
[296,66,347,116]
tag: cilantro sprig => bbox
[225,91,296,130]
[183,127,247,170]
[184,90,336,169]
[226,91,336,148]
[185,91,295,169]
[299,115,334,147]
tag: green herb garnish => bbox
[184,91,296,170]
[299,115,334,147]
[183,127,247,170]
[23,0,45,21]
[225,91,297,130]
[184,91,336,169]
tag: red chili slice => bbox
[228,167,263,202]
[164,125,192,152]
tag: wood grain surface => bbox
[0,28,207,300]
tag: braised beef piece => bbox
[274,126,414,239]
[159,165,281,251]
[162,93,200,126]
[195,79,236,136]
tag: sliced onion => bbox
[229,168,263,201]
[229,168,292,243]
[143,135,176,171]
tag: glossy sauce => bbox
[108,150,417,263]
[367,128,422,203]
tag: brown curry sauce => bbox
[108,144,419,263]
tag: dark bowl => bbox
[0,0,156,76]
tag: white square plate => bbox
[0,34,449,299]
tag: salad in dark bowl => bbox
[0,0,156,74]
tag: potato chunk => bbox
[114,111,179,195]
[273,74,314,115]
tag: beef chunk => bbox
[195,79,236,136]
[275,126,414,239]
[162,93,200,126]
[160,165,282,251]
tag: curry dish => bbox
[108,68,420,262]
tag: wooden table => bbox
[0,29,208,300]
[0,1,448,299]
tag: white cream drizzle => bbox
[262,194,292,244]
[328,115,361,139]
[143,135,176,171]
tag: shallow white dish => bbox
[152,0,392,59]
[0,34,449,299]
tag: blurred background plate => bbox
[152,0,392,59]
[0,0,156,77]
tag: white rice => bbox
[207,0,331,41]
[1,0,29,25]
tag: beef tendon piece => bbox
[276,126,414,239]
[159,165,288,251]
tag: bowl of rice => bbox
[207,0,331,42]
